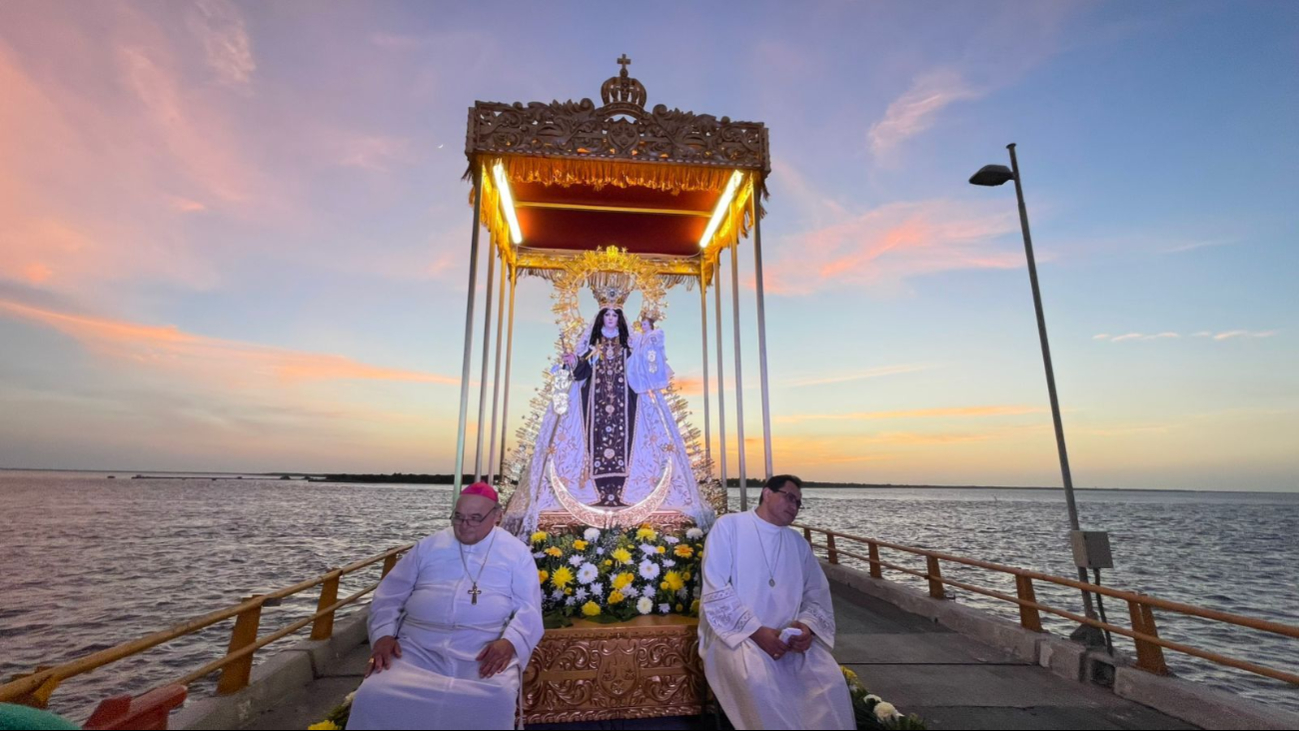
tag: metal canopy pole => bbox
[713,260,731,507]
[453,165,484,493]
[698,269,712,465]
[486,258,507,485]
[472,238,497,481]
[751,183,774,479]
[497,267,518,478]
[729,242,749,509]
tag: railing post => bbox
[310,570,341,641]
[216,598,263,695]
[826,533,839,565]
[802,526,812,544]
[926,556,945,599]
[1128,600,1170,675]
[868,542,883,579]
[382,553,399,578]
[1015,575,1043,632]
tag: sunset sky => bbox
[1,1,1295,490]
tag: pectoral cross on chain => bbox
[468,583,482,605]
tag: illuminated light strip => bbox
[698,170,744,249]
[492,162,523,244]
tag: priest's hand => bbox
[750,626,791,660]
[787,621,815,654]
[477,638,516,678]
[366,635,401,676]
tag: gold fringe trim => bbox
[492,154,744,195]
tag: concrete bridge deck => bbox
[229,580,1194,731]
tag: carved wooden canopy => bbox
[466,57,768,284]
[466,55,769,174]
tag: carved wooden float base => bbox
[522,615,706,724]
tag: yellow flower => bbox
[582,601,601,617]
[636,526,658,541]
[675,603,684,612]
[660,581,668,590]
[603,559,613,567]
[530,531,548,544]
[663,571,685,592]
[565,588,573,595]
[551,566,574,589]
[842,667,860,685]
[308,723,341,731]
[682,571,692,581]
[674,545,694,559]
[690,599,700,614]
[538,570,549,585]
[544,547,563,558]
[611,548,633,565]
[608,590,626,605]
[656,546,666,554]
[612,572,634,590]
[573,539,589,551]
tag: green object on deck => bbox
[0,703,81,730]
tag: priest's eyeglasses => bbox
[451,507,500,526]
[769,487,803,509]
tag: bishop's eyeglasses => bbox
[451,506,500,526]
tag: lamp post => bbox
[970,144,1102,633]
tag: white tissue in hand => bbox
[779,627,804,644]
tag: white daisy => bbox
[659,603,671,614]
[622,585,640,598]
[596,547,605,555]
[590,582,604,597]
[638,560,661,581]
[565,596,577,607]
[568,555,584,567]
[575,587,589,601]
[686,528,704,540]
[639,543,657,556]
[577,563,598,585]
[533,551,545,559]
[584,527,601,542]
[550,589,565,600]
[662,559,676,568]
[637,597,654,615]
[664,536,681,545]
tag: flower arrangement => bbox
[531,524,707,624]
[842,666,927,730]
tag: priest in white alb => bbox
[699,475,854,730]
[348,483,544,730]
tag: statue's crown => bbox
[590,272,633,310]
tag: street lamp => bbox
[971,144,1106,643]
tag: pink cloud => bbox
[765,199,1021,296]
[868,70,983,157]
[187,0,256,87]
[0,299,460,387]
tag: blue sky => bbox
[0,1,1295,490]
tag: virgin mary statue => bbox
[503,278,715,534]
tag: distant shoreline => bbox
[0,468,1292,494]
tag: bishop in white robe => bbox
[699,476,855,730]
[348,484,544,730]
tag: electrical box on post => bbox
[1071,531,1113,569]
